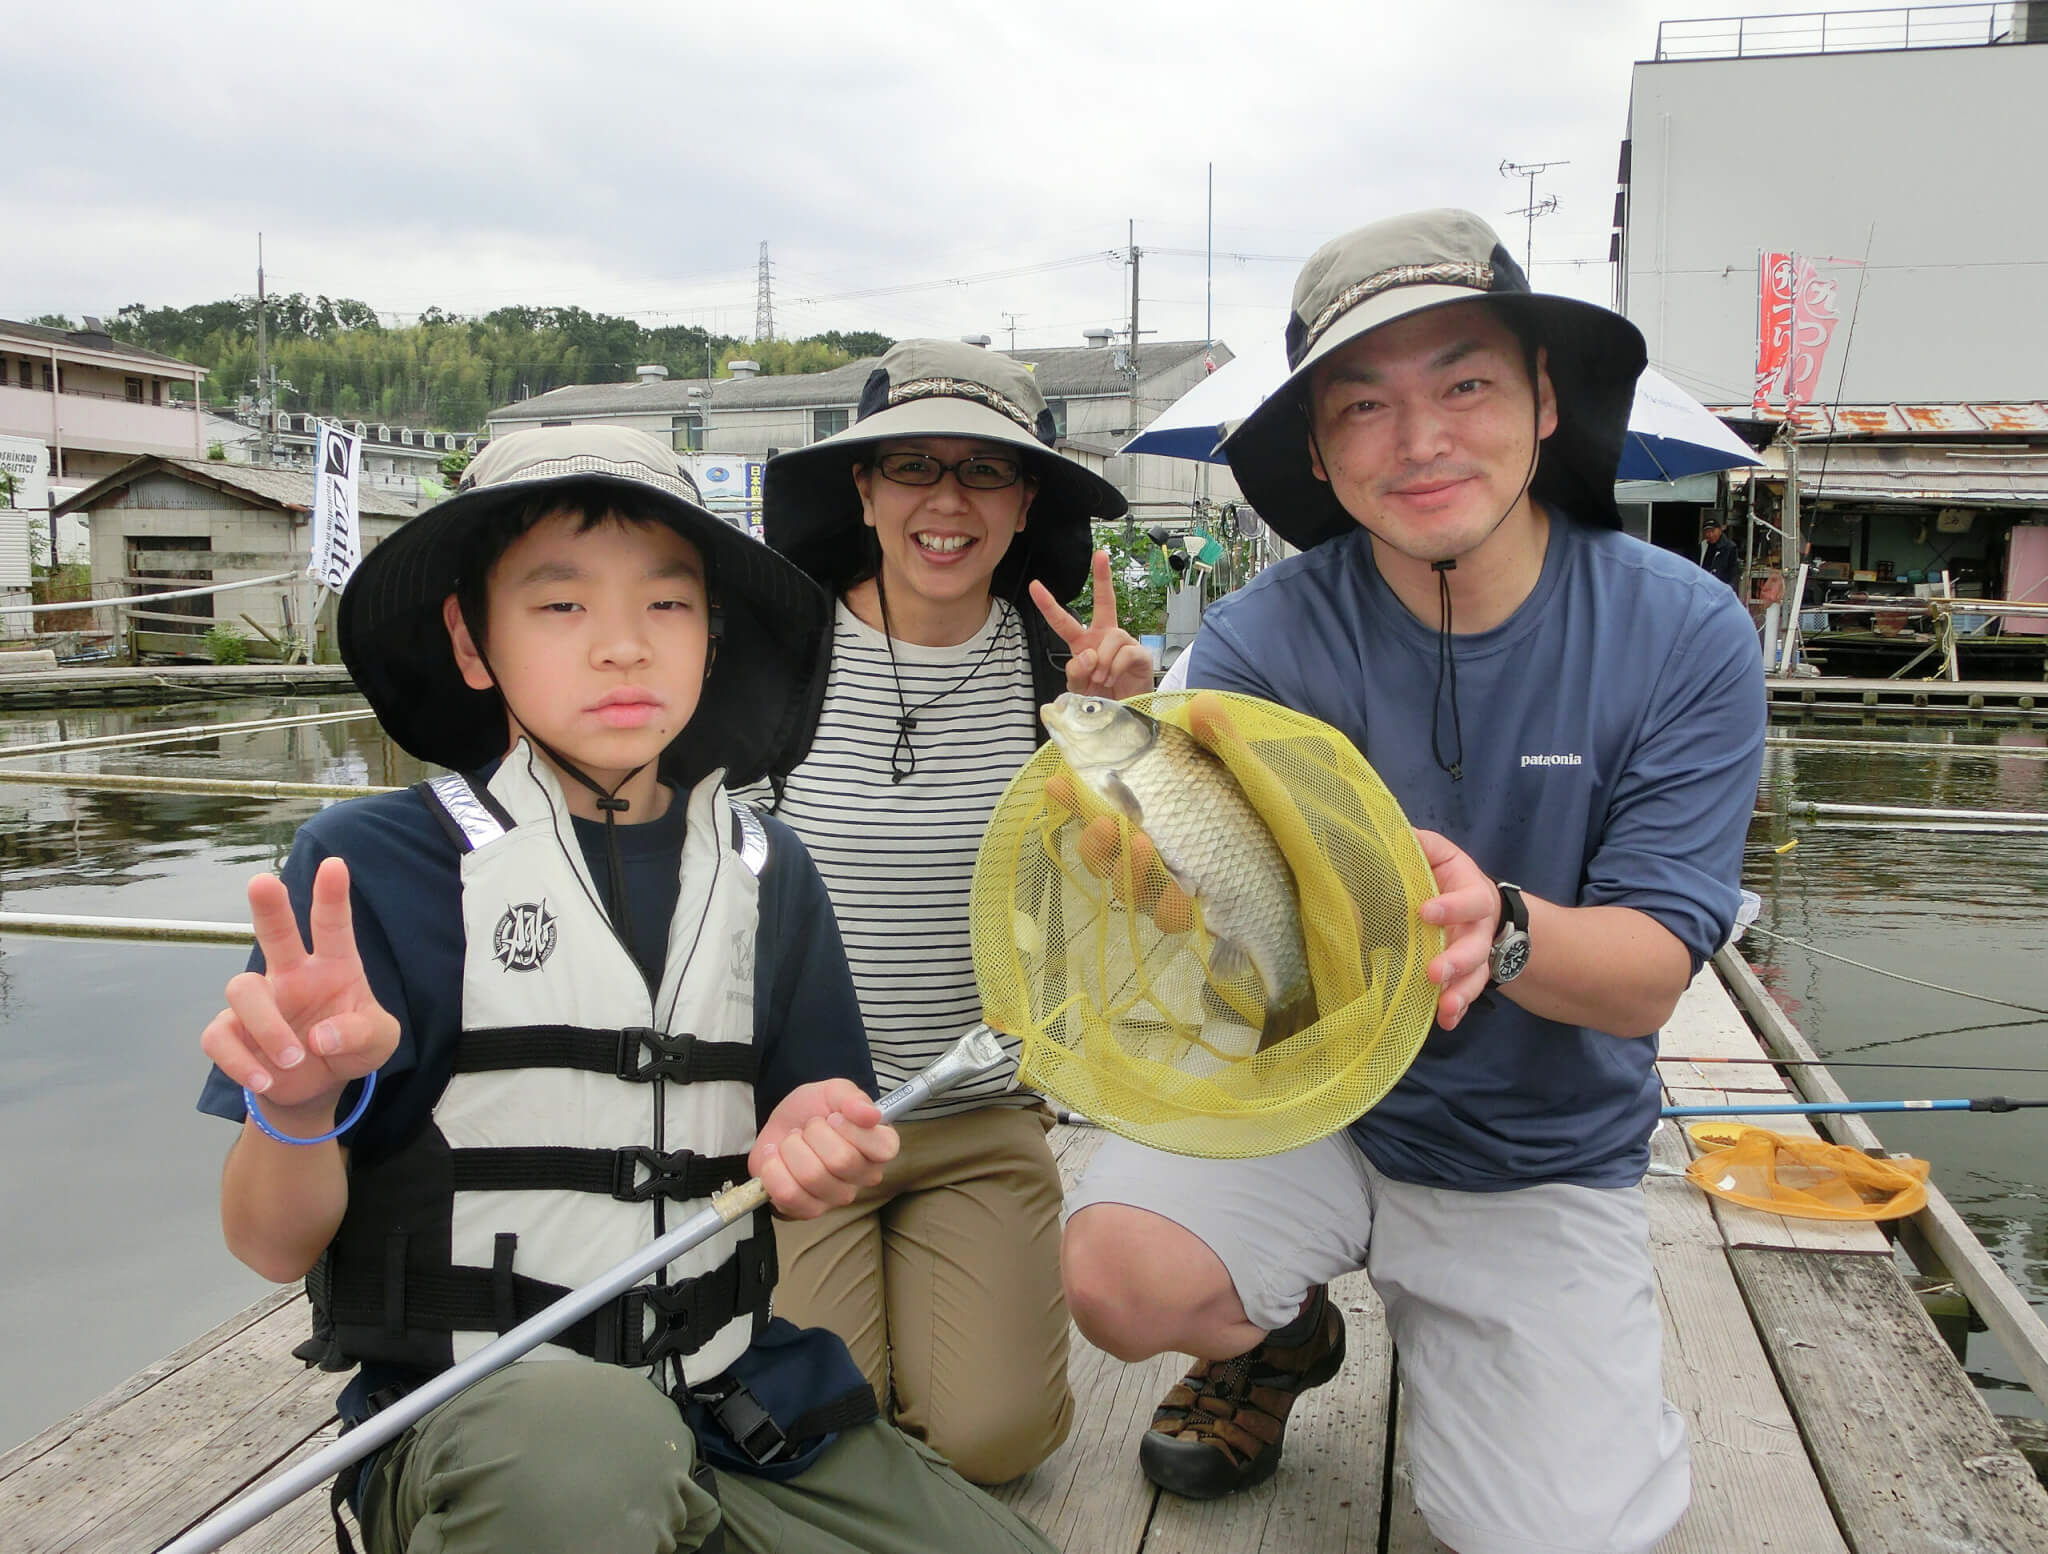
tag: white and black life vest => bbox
[326,743,774,1389]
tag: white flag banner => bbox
[308,421,363,591]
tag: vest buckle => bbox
[612,1145,700,1203]
[696,1379,790,1466]
[616,1026,695,1082]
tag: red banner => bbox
[1755,252,1845,412]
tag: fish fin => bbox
[1208,934,1256,986]
[1100,771,1145,824]
[1257,990,1321,1053]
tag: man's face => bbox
[1305,300,1557,565]
[443,510,710,787]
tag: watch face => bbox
[1491,936,1530,983]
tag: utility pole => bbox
[1202,162,1213,510]
[1127,219,1141,439]
[1499,159,1568,274]
[754,242,775,343]
[1001,311,1025,350]
[255,233,272,468]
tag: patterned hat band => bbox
[1299,261,1496,358]
[880,377,1041,437]
[459,453,704,506]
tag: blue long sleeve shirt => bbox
[1184,514,1765,1189]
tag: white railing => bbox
[1656,4,2021,59]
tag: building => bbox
[210,409,480,496]
[485,339,1245,515]
[53,457,423,659]
[1616,6,2048,668]
[0,318,208,485]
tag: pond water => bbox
[0,696,2042,1451]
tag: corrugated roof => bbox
[0,317,201,372]
[1712,402,2048,437]
[1731,443,2048,505]
[56,456,425,519]
[487,341,1226,421]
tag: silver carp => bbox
[1040,692,1312,1042]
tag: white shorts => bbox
[1068,1130,1690,1554]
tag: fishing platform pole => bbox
[157,1026,1010,1554]
[1663,1097,2048,1119]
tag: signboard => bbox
[687,456,767,539]
[308,421,363,591]
[0,434,50,590]
[1754,252,1847,413]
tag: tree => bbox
[31,313,75,329]
[812,330,893,360]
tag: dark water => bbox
[1744,719,2048,1422]
[1,699,2043,1451]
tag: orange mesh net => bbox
[1685,1125,1930,1221]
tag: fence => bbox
[1656,4,2023,60]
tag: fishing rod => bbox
[156,1026,1008,1554]
[1662,1096,2048,1119]
[1661,1055,2048,1076]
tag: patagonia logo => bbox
[493,901,558,971]
[1520,753,1583,769]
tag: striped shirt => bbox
[752,599,1042,1117]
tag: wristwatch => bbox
[1488,881,1531,985]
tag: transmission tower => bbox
[755,242,775,342]
[1499,159,1568,275]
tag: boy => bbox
[197,426,1059,1554]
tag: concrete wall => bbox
[0,382,206,465]
[1623,43,2048,404]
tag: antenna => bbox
[754,242,775,342]
[1499,159,1569,274]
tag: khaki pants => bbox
[358,1361,1058,1554]
[772,1104,1074,1484]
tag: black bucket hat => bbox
[1223,208,1648,552]
[762,338,1128,605]
[338,424,831,789]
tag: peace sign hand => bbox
[201,856,399,1122]
[1030,548,1156,701]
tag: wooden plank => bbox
[210,1423,348,1554]
[1,1298,337,1554]
[1645,1127,1849,1553]
[129,550,293,571]
[1143,1271,1389,1554]
[0,1289,298,1483]
[1729,1248,2048,1551]
[1715,947,2048,1407]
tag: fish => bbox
[1039,692,1313,1044]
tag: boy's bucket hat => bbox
[1223,208,1648,552]
[763,338,1128,604]
[339,424,831,788]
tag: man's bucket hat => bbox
[763,338,1128,604]
[1223,208,1648,552]
[339,424,831,789]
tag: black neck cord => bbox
[873,566,1009,784]
[1430,560,1464,781]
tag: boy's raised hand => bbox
[202,856,399,1122]
[751,1079,898,1220]
[1030,548,1156,701]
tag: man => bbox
[1061,210,1764,1554]
[1700,518,1742,589]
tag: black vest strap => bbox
[454,1025,759,1086]
[331,1217,776,1370]
[452,1145,751,1203]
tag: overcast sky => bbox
[12,1,1836,357]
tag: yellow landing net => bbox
[969,691,1443,1159]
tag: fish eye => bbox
[1081,699,1101,714]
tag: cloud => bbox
[3,1,1824,357]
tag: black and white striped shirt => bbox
[754,599,1042,1117]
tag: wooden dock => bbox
[6,965,2046,1553]
[0,664,356,711]
[1766,673,2048,725]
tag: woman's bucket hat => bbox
[762,338,1128,604]
[338,424,832,789]
[1223,208,1648,552]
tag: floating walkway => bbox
[5,961,2046,1552]
[1768,674,2048,725]
[0,664,356,711]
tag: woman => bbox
[756,339,1151,1483]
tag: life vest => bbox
[325,743,774,1389]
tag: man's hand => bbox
[1030,549,1155,700]
[1414,829,1498,1030]
[750,1079,899,1219]
[201,857,400,1126]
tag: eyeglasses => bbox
[874,450,1025,491]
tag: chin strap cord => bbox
[1430,559,1464,782]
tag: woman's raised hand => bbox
[1030,549,1156,701]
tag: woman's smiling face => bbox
[852,436,1038,610]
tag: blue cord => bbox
[243,1070,378,1145]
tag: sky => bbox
[9,0,1847,359]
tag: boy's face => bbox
[442,510,710,796]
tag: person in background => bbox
[1700,518,1741,590]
